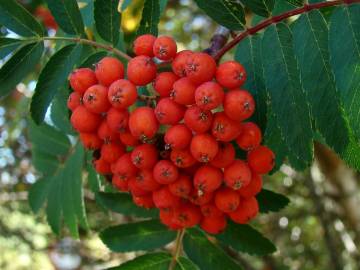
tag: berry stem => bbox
[168,229,185,270]
[214,0,360,61]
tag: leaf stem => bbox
[168,229,185,270]
[214,0,360,61]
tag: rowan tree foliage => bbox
[0,0,359,269]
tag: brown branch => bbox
[214,0,360,61]
[203,26,230,57]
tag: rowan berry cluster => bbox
[67,34,275,234]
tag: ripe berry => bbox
[247,146,275,174]
[190,133,219,162]
[153,160,179,184]
[164,124,192,150]
[186,52,216,84]
[236,122,262,151]
[131,143,158,169]
[201,203,223,218]
[69,68,97,94]
[67,92,81,111]
[172,203,202,228]
[35,6,58,30]
[108,79,137,109]
[79,133,102,150]
[113,153,138,180]
[194,165,223,195]
[169,174,192,198]
[95,57,124,86]
[153,72,179,97]
[195,81,224,110]
[224,160,251,190]
[136,169,161,191]
[172,50,193,77]
[211,112,242,142]
[83,84,110,113]
[153,36,177,60]
[238,172,262,198]
[170,148,197,168]
[71,105,102,133]
[129,107,159,140]
[160,208,182,230]
[189,190,214,206]
[200,215,227,234]
[119,129,139,146]
[127,55,157,86]
[216,61,247,89]
[184,105,213,133]
[133,34,156,57]
[229,197,259,224]
[106,107,129,133]
[224,90,255,121]
[128,177,150,196]
[210,142,235,168]
[94,157,111,175]
[133,194,155,209]
[112,175,129,192]
[101,142,125,163]
[171,77,196,105]
[155,98,185,125]
[153,187,181,209]
[215,187,240,213]
[98,120,118,143]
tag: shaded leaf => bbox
[256,189,290,213]
[175,257,199,270]
[108,252,172,270]
[136,0,160,36]
[100,220,176,252]
[80,51,108,68]
[0,42,43,98]
[241,0,275,17]
[0,37,24,58]
[28,178,51,213]
[32,148,59,175]
[284,0,303,6]
[30,44,83,124]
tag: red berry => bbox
[238,172,262,198]
[210,142,235,168]
[136,169,161,191]
[160,208,182,230]
[69,68,97,94]
[172,203,201,228]
[172,50,193,77]
[129,107,159,139]
[119,129,139,146]
[169,174,192,198]
[153,72,179,97]
[133,34,156,57]
[35,6,58,30]
[98,120,118,143]
[83,84,110,113]
[108,79,137,109]
[190,133,219,162]
[211,112,242,142]
[95,57,124,86]
[229,197,259,224]
[194,165,223,195]
[106,107,129,133]
[195,81,224,110]
[79,133,102,150]
[128,177,150,196]
[247,146,275,174]
[101,142,125,163]
[164,124,192,150]
[171,77,196,105]
[200,215,227,234]
[170,148,197,168]
[67,92,81,111]
[127,55,157,86]
[113,153,138,180]
[189,190,214,206]
[153,36,177,60]
[216,61,247,89]
[153,187,181,209]
[184,105,213,133]
[236,122,262,151]
[186,52,216,84]
[71,105,102,133]
[224,160,252,190]
[215,187,240,213]
[155,98,185,125]
[201,203,223,218]
[94,157,111,175]
[112,175,129,192]
[131,143,158,169]
[133,194,155,209]
[153,160,179,184]
[224,90,255,121]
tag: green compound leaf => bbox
[136,0,160,36]
[107,252,172,270]
[0,37,25,58]
[240,0,275,17]
[256,189,290,213]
